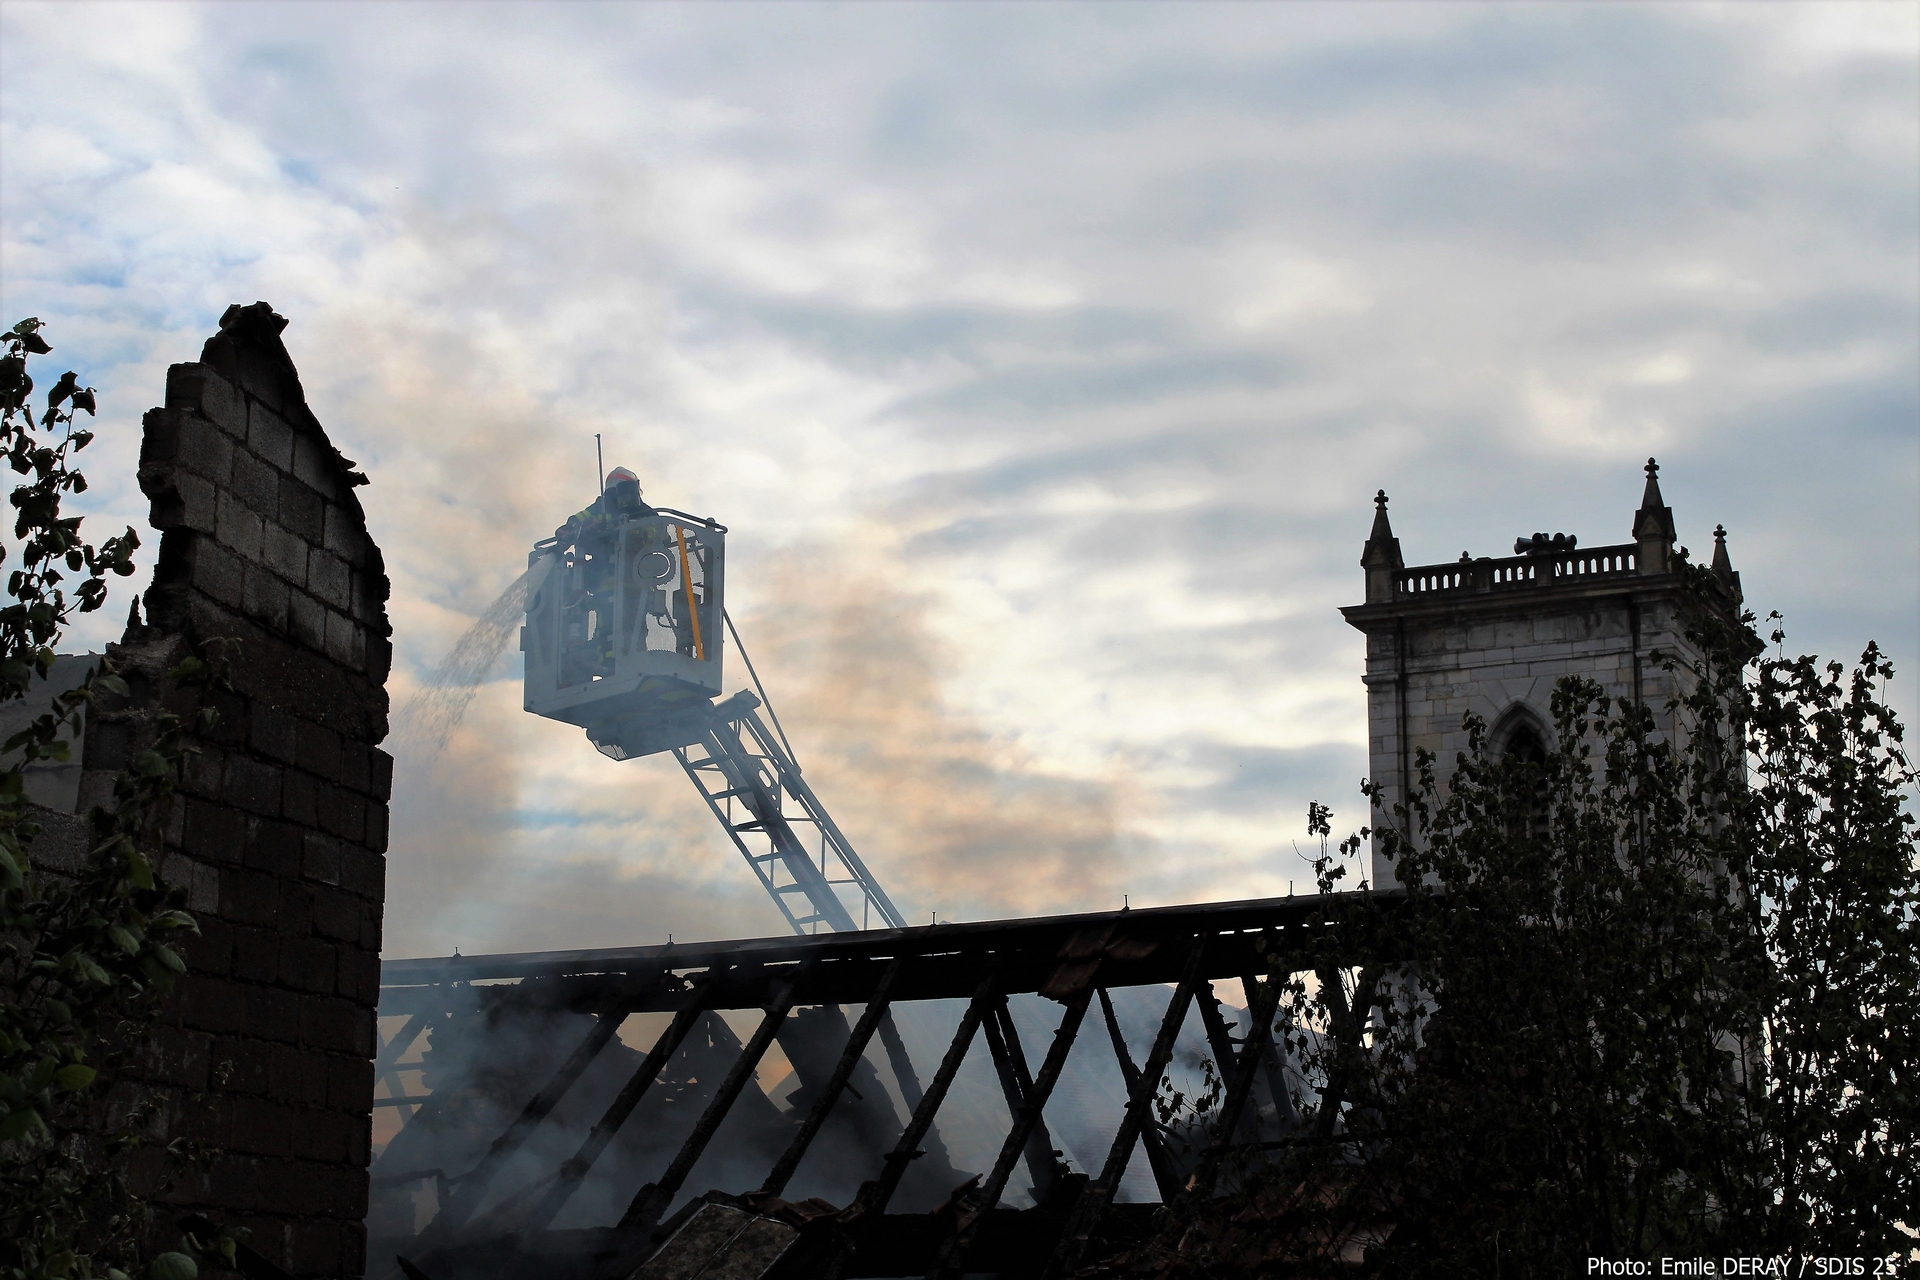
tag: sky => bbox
[2,1,1915,961]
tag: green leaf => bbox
[52,1063,96,1091]
[149,1254,198,1280]
[46,370,78,410]
[0,1103,43,1141]
[151,909,200,935]
[108,923,141,953]
[126,850,153,890]
[74,953,111,985]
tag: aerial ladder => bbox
[519,475,904,935]
[516,474,973,1197]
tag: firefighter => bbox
[557,466,652,680]
[556,466,651,545]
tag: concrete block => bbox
[229,1096,296,1157]
[175,414,236,485]
[184,799,246,864]
[294,1109,355,1164]
[309,551,351,611]
[299,994,369,1057]
[180,744,226,801]
[288,591,325,652]
[339,846,383,901]
[143,1026,213,1091]
[338,945,380,1002]
[271,1042,330,1108]
[324,608,356,666]
[278,476,324,543]
[295,721,344,783]
[215,490,264,563]
[281,768,317,828]
[179,974,247,1035]
[368,749,393,802]
[166,364,244,435]
[262,521,307,588]
[328,1055,375,1113]
[325,503,367,562]
[244,982,301,1048]
[288,1209,348,1272]
[339,743,371,796]
[231,925,280,984]
[348,568,384,625]
[302,832,342,886]
[218,870,279,939]
[318,785,366,844]
[241,564,289,637]
[248,403,296,472]
[283,937,339,996]
[172,471,219,535]
[224,757,283,817]
[278,881,314,935]
[363,803,390,857]
[243,818,303,875]
[231,449,279,519]
[189,536,246,609]
[293,434,341,500]
[311,886,362,943]
[250,703,298,765]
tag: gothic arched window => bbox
[1493,709,1551,843]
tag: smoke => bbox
[392,569,532,756]
[737,550,1141,923]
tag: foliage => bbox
[0,319,223,1280]
[1098,574,1917,1273]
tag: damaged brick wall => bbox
[81,302,393,1277]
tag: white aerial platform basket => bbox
[521,492,726,759]
[520,482,906,935]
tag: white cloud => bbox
[2,0,1913,959]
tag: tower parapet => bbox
[1340,459,1738,889]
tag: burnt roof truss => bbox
[367,890,1404,1280]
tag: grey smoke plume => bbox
[395,570,531,755]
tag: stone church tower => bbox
[1341,460,1742,890]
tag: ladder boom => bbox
[674,695,902,935]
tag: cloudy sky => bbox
[3,2,1915,960]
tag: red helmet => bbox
[605,466,639,489]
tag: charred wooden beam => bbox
[927,985,1094,1279]
[1186,965,1289,1199]
[759,956,904,1197]
[1044,939,1210,1278]
[379,891,1408,992]
[1241,969,1299,1128]
[1095,988,1181,1202]
[371,890,1407,1277]
[517,972,717,1234]
[614,962,813,1245]
[434,979,656,1235]
[980,997,1060,1204]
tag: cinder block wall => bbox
[80,302,393,1277]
